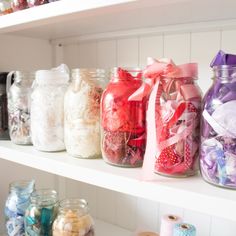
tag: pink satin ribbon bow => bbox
[130,58,200,180]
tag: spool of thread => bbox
[160,215,182,236]
[173,223,196,236]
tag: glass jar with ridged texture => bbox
[200,65,236,189]
[5,180,35,236]
[53,199,94,236]
[7,71,34,145]
[64,68,105,159]
[24,189,58,236]
[101,67,146,167]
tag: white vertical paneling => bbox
[63,43,79,69]
[115,193,137,231]
[0,35,52,71]
[139,35,164,67]
[117,38,139,67]
[164,33,191,64]
[191,31,221,94]
[184,209,211,236]
[78,41,97,68]
[210,217,236,236]
[97,40,116,69]
[65,179,97,217]
[97,187,116,225]
[221,30,236,53]
[136,198,159,232]
[158,203,184,232]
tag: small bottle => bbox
[24,189,58,236]
[5,180,35,236]
[64,68,105,159]
[53,199,94,236]
[7,71,34,145]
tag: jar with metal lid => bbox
[7,71,34,145]
[24,189,58,236]
[53,198,94,236]
[5,180,35,236]
[0,72,10,140]
[64,68,105,158]
[101,67,146,167]
[200,65,236,189]
[31,67,69,152]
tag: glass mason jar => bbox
[31,69,69,152]
[154,74,201,177]
[101,67,146,167]
[11,0,28,11]
[200,65,236,189]
[5,180,35,236]
[53,199,94,236]
[0,72,10,140]
[64,68,105,159]
[27,0,48,7]
[0,0,13,15]
[24,189,58,236]
[7,71,34,145]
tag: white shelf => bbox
[0,141,236,222]
[1,0,236,40]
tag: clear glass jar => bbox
[64,68,105,159]
[27,0,48,7]
[11,0,28,11]
[0,0,13,15]
[7,71,34,145]
[101,68,146,167]
[31,69,69,152]
[200,65,236,189]
[53,199,94,236]
[5,180,35,236]
[0,72,10,140]
[154,74,201,177]
[24,189,58,236]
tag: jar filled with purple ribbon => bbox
[200,50,236,189]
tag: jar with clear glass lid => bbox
[5,180,35,236]
[53,199,94,236]
[200,65,236,189]
[7,71,34,145]
[24,189,58,236]
[0,72,10,140]
[101,67,146,167]
[31,68,69,152]
[64,68,105,159]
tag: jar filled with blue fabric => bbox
[5,179,35,236]
[200,51,236,189]
[24,189,58,236]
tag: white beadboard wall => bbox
[61,29,236,236]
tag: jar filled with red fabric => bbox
[101,68,146,167]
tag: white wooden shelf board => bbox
[0,141,236,222]
[1,0,236,40]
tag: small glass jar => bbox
[27,0,48,7]
[0,72,10,140]
[53,199,94,236]
[200,65,236,189]
[64,69,105,158]
[5,180,35,236]
[154,73,201,177]
[24,189,58,236]
[0,0,12,14]
[7,71,34,145]
[11,0,28,11]
[31,69,69,152]
[101,68,146,167]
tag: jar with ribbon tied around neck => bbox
[140,58,202,178]
[200,63,236,189]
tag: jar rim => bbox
[10,179,35,193]
[59,198,89,215]
[31,189,58,205]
